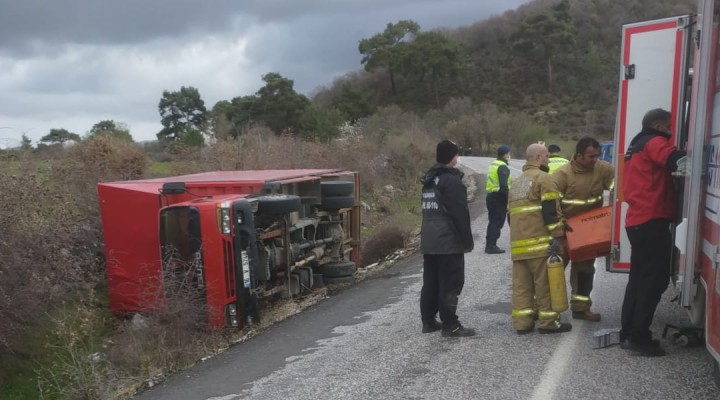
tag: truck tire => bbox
[318,261,356,277]
[256,194,301,215]
[319,195,355,210]
[321,181,354,196]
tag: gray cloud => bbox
[0,0,529,144]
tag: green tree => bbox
[157,86,207,142]
[332,83,376,122]
[399,31,464,107]
[510,0,574,91]
[300,104,346,141]
[39,128,81,145]
[20,134,32,150]
[218,73,310,137]
[87,120,134,142]
[359,20,420,95]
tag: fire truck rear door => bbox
[610,15,692,272]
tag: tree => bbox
[332,83,376,122]
[157,86,207,142]
[87,120,134,142]
[20,134,32,150]
[218,73,310,137]
[359,20,420,95]
[40,128,81,145]
[399,31,464,107]
[511,0,574,91]
[300,104,346,141]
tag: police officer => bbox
[547,144,569,173]
[553,137,614,321]
[509,143,571,334]
[485,145,511,254]
[419,139,475,337]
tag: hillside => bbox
[313,0,695,144]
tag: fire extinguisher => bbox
[547,254,568,312]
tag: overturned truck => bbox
[98,169,360,329]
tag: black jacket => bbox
[420,163,474,254]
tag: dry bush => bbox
[36,290,118,400]
[104,263,223,389]
[0,137,149,365]
[360,226,408,265]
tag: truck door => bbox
[609,15,692,272]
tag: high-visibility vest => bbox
[548,156,569,173]
[486,160,511,192]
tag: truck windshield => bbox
[159,206,203,288]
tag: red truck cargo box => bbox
[566,206,612,262]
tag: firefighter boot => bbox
[485,240,506,254]
[572,309,602,321]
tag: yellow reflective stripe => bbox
[541,192,562,201]
[508,205,541,216]
[546,222,563,231]
[608,180,615,190]
[511,243,551,256]
[561,195,603,205]
[571,294,591,303]
[511,236,553,248]
[512,308,535,317]
[538,310,559,320]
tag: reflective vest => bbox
[486,160,512,192]
[548,156,569,174]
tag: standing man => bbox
[508,143,571,334]
[485,145,512,254]
[547,144,569,173]
[553,137,614,321]
[620,108,686,356]
[419,139,476,337]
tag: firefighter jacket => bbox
[486,158,512,198]
[553,159,614,219]
[420,163,474,255]
[623,127,686,227]
[508,162,565,261]
[548,155,569,173]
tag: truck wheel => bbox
[321,181,354,196]
[318,261,356,277]
[256,194,301,215]
[320,195,355,209]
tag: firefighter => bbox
[419,139,475,337]
[620,108,686,356]
[509,143,571,334]
[547,144,569,173]
[485,145,511,254]
[553,137,614,321]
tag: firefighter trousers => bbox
[570,259,595,312]
[512,257,561,330]
[620,219,672,344]
[420,254,465,329]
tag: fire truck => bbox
[610,0,720,379]
[98,169,360,329]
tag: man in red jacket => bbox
[620,108,686,357]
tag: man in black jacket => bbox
[419,139,476,337]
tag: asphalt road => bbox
[134,156,720,400]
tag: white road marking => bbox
[530,323,582,400]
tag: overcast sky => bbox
[0,0,529,145]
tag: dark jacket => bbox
[420,163,474,254]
